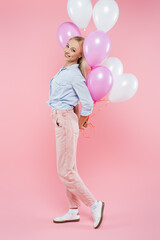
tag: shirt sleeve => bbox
[71,73,94,116]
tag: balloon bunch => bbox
[56,0,138,136]
[67,0,119,32]
[101,57,138,102]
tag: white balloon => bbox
[108,73,138,102]
[100,57,123,79]
[67,0,92,29]
[100,56,138,102]
[93,0,119,32]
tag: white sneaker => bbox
[53,211,80,223]
[91,201,105,228]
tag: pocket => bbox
[55,117,63,127]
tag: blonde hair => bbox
[69,36,90,79]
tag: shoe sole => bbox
[53,218,80,223]
[94,201,105,229]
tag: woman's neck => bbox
[64,62,78,68]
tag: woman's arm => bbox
[79,115,89,129]
[71,75,93,120]
[73,104,89,129]
[71,74,93,130]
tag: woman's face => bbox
[64,39,82,64]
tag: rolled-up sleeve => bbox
[71,73,94,116]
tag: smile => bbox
[65,53,70,58]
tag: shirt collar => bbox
[60,63,79,71]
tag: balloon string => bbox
[81,99,111,138]
[90,98,110,119]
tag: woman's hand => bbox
[73,104,89,130]
[79,122,88,130]
[78,116,89,130]
[83,121,89,128]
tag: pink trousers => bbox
[51,109,96,208]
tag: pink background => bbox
[0,0,160,239]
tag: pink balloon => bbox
[57,22,81,49]
[83,30,111,67]
[86,66,113,102]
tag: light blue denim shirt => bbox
[46,63,94,116]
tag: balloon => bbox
[57,22,81,49]
[86,66,113,102]
[83,30,111,67]
[93,0,119,32]
[100,57,123,79]
[67,0,92,29]
[101,57,139,102]
[108,73,138,102]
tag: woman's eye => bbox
[66,45,75,52]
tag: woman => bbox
[47,36,104,229]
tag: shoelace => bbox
[69,212,78,216]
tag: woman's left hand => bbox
[79,121,88,130]
[83,121,89,128]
